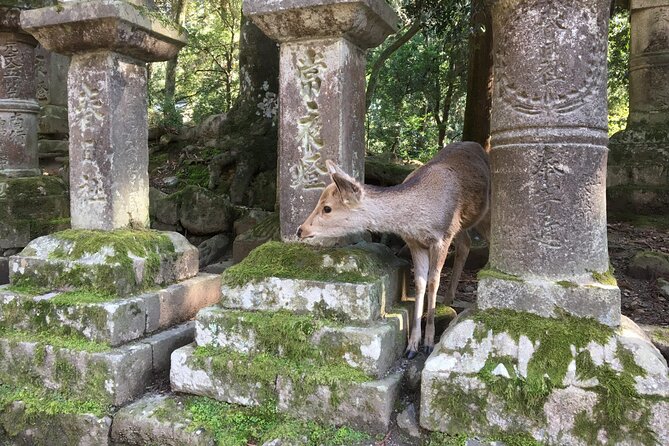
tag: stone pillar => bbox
[0,6,41,177]
[477,0,620,326]
[244,0,398,241]
[21,0,186,230]
[607,0,669,214]
[36,46,70,164]
[629,0,669,126]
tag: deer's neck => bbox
[359,185,411,234]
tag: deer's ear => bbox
[332,172,363,206]
[326,160,339,175]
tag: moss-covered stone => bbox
[477,266,524,282]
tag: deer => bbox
[297,141,491,358]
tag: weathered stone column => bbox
[607,0,669,213]
[36,46,70,163]
[0,6,41,177]
[477,0,620,326]
[21,0,186,230]
[244,0,398,240]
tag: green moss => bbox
[477,266,524,282]
[0,328,110,353]
[52,229,174,260]
[429,382,487,432]
[590,265,617,286]
[221,241,387,287]
[183,396,371,446]
[425,432,468,446]
[177,163,209,188]
[50,290,116,306]
[0,383,108,418]
[488,432,543,446]
[556,280,578,288]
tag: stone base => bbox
[607,126,669,214]
[171,344,401,434]
[0,175,69,251]
[477,275,621,327]
[196,306,406,378]
[0,322,194,406]
[9,229,199,297]
[0,273,219,346]
[420,310,669,445]
[0,401,111,446]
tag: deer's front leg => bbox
[407,244,429,359]
[424,238,452,354]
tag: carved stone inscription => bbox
[495,0,607,117]
[289,48,328,190]
[0,43,23,98]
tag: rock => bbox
[396,403,421,438]
[657,278,669,298]
[628,251,669,280]
[179,186,234,235]
[203,259,234,275]
[163,176,180,187]
[640,324,669,363]
[405,353,427,390]
[198,234,230,268]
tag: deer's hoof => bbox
[423,345,434,355]
[406,349,418,360]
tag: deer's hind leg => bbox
[424,237,453,354]
[406,242,428,359]
[443,231,471,305]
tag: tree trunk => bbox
[462,0,493,152]
[208,14,280,209]
[163,0,187,127]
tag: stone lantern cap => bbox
[631,0,669,9]
[20,0,187,62]
[243,0,399,48]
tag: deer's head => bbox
[297,160,366,240]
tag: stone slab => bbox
[21,0,187,62]
[420,313,669,444]
[38,104,68,135]
[0,274,214,346]
[9,231,198,297]
[0,322,195,406]
[0,401,111,446]
[220,261,403,322]
[170,343,401,433]
[195,306,405,378]
[110,393,216,446]
[477,276,621,327]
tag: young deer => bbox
[297,142,491,358]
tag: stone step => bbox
[9,230,199,297]
[0,273,220,347]
[170,344,401,434]
[0,322,193,407]
[219,241,407,322]
[195,307,406,378]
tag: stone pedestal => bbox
[0,7,41,177]
[607,0,669,214]
[477,0,619,326]
[21,0,187,230]
[244,0,398,240]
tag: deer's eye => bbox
[323,206,332,214]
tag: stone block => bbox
[144,321,195,372]
[477,276,621,327]
[157,273,221,330]
[195,307,405,377]
[38,139,69,156]
[38,104,68,135]
[111,394,216,446]
[419,311,669,444]
[0,401,111,446]
[9,230,198,297]
[170,344,401,434]
[0,257,7,285]
[0,336,152,406]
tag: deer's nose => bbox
[296,227,303,238]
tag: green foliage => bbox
[0,327,110,353]
[608,11,630,135]
[0,384,108,418]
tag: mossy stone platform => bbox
[9,229,199,297]
[420,310,669,445]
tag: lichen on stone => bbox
[477,266,524,282]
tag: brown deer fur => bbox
[298,141,491,356]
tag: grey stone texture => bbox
[36,45,70,160]
[195,306,405,378]
[0,7,41,177]
[21,0,186,229]
[0,402,112,446]
[420,314,669,444]
[628,250,669,280]
[479,0,618,326]
[155,273,221,331]
[198,234,230,268]
[111,394,216,446]
[170,343,401,434]
[9,231,199,297]
[628,0,669,126]
[245,0,398,240]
